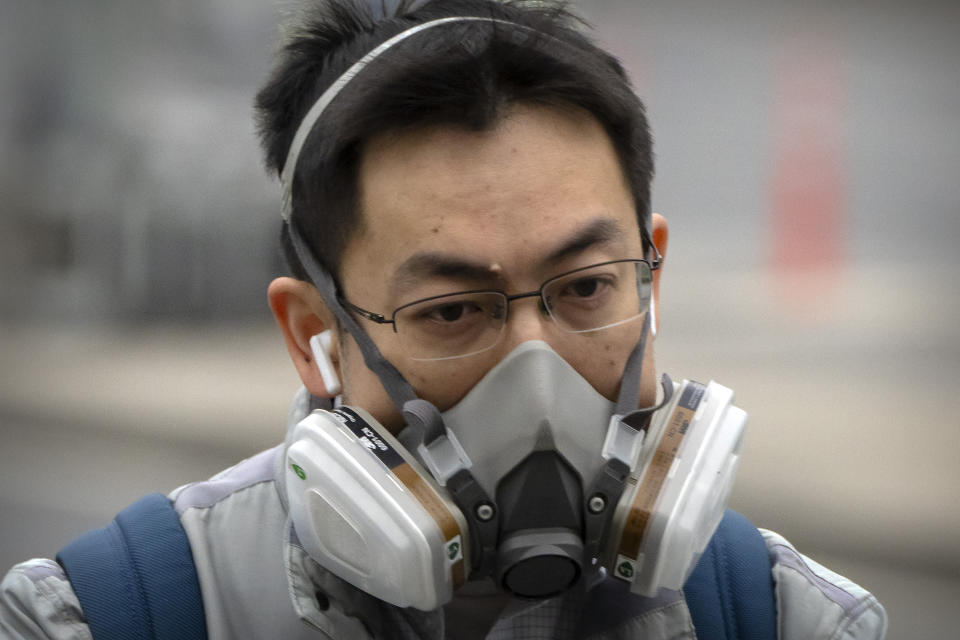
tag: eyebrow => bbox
[389,216,629,296]
[390,253,505,296]
[541,217,627,267]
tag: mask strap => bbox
[585,372,673,579]
[288,222,418,408]
[613,200,661,411]
[606,311,673,469]
[291,222,496,574]
[290,222,476,482]
[584,308,673,576]
[280,16,539,222]
[615,312,651,416]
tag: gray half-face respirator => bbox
[285,339,746,610]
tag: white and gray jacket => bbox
[1,390,887,639]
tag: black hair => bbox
[255,0,653,282]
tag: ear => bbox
[650,213,669,335]
[267,277,341,398]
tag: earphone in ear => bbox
[309,330,342,396]
[649,298,657,337]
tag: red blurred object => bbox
[770,38,847,294]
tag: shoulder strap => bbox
[56,493,208,640]
[683,509,778,640]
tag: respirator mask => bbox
[276,15,747,612]
[285,338,745,610]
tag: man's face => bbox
[335,104,658,432]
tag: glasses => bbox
[341,258,658,361]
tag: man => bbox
[1,1,886,638]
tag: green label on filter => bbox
[446,535,463,564]
[291,463,306,480]
[614,554,637,581]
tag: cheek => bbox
[572,343,627,401]
[338,335,405,431]
[559,324,645,402]
[405,361,489,412]
[341,358,403,431]
[340,339,491,433]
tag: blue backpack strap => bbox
[56,492,208,640]
[683,509,778,639]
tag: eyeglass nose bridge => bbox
[502,289,551,320]
[490,289,555,350]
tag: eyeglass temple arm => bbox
[641,226,662,270]
[341,299,393,325]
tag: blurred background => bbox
[1,0,957,636]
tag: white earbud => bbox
[649,298,657,337]
[309,330,341,396]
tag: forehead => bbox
[341,104,640,294]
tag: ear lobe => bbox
[267,277,341,398]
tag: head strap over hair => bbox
[280,16,535,222]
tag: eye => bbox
[569,278,601,298]
[545,271,620,318]
[420,301,483,324]
[431,303,467,322]
[560,275,614,300]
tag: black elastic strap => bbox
[287,221,418,410]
